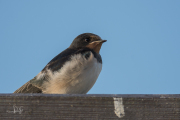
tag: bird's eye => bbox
[85,38,90,42]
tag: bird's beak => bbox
[89,39,107,44]
[98,39,107,43]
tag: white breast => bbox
[42,52,102,94]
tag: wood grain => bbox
[0,94,180,120]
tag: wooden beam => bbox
[0,94,180,119]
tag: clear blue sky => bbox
[0,0,180,94]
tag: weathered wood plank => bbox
[0,94,180,120]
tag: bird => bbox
[14,33,106,94]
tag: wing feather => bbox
[14,81,42,93]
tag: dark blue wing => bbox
[42,48,77,72]
[42,47,102,72]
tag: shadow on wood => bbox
[0,94,180,120]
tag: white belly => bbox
[43,52,102,94]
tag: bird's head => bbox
[69,33,107,53]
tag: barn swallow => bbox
[14,33,106,94]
